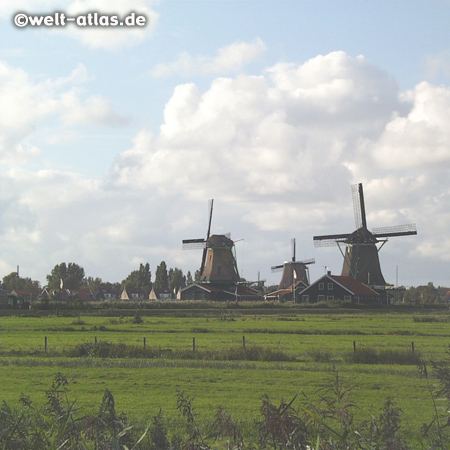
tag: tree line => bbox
[2,263,450,304]
[0,261,194,299]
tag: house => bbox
[98,287,120,301]
[37,288,95,302]
[149,287,174,301]
[120,287,145,301]
[180,283,262,301]
[264,280,308,302]
[298,272,381,305]
[70,288,95,301]
[3,289,31,309]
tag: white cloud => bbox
[425,50,450,81]
[0,60,126,164]
[150,38,267,77]
[115,52,404,201]
[373,82,450,169]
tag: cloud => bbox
[0,60,126,164]
[115,52,403,201]
[150,38,267,77]
[372,82,450,169]
[1,0,158,51]
[425,50,450,81]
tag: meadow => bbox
[1,307,450,446]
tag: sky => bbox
[0,0,449,288]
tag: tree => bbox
[403,282,441,305]
[186,271,193,285]
[194,269,201,283]
[2,272,41,296]
[46,263,85,290]
[121,263,152,296]
[168,267,186,293]
[154,261,169,290]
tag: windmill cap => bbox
[207,234,234,247]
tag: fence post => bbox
[353,341,356,353]
[94,336,98,344]
[45,336,48,353]
[144,337,147,349]
[193,337,196,352]
[243,336,246,348]
[411,342,415,354]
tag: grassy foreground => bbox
[1,309,450,447]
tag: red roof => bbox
[329,275,379,296]
[265,281,306,299]
[11,289,32,296]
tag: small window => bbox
[318,295,325,302]
[319,283,324,290]
[344,295,351,301]
[302,295,309,303]
[327,283,333,290]
[327,295,334,301]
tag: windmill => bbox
[182,199,240,284]
[271,238,315,289]
[313,183,417,287]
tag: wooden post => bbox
[243,336,246,348]
[45,336,48,353]
[411,342,415,354]
[94,336,98,344]
[193,337,196,352]
[353,341,356,353]
[144,337,147,349]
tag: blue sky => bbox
[0,0,449,288]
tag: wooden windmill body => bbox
[182,200,240,284]
[200,234,240,283]
[313,183,417,287]
[271,238,315,289]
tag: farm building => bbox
[149,287,174,301]
[298,272,381,305]
[120,287,145,300]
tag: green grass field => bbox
[0,309,449,442]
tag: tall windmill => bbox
[182,200,240,284]
[313,183,417,287]
[271,238,315,289]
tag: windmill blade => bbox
[314,239,339,247]
[372,223,417,238]
[271,264,284,273]
[299,258,315,265]
[200,199,214,277]
[182,239,206,250]
[206,199,214,240]
[352,183,367,229]
[291,238,296,262]
[313,233,351,247]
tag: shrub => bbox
[413,316,449,323]
[307,348,333,363]
[345,347,422,365]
